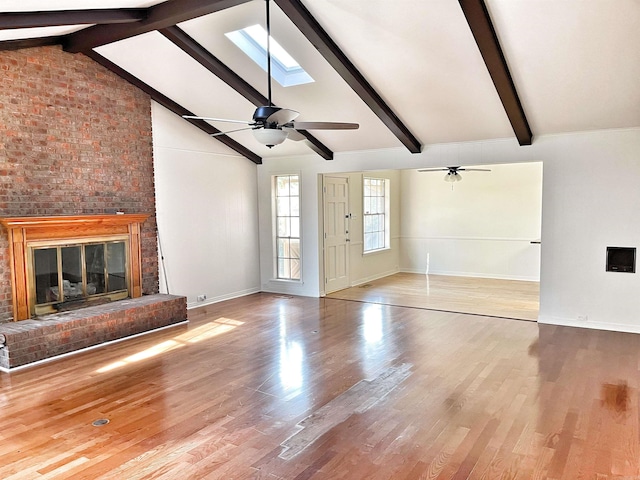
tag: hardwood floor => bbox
[327,273,540,321]
[1,292,638,479]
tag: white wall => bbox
[258,128,640,334]
[152,102,261,308]
[400,163,542,281]
[342,170,401,288]
[538,129,640,333]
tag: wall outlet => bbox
[197,294,206,302]
[577,314,588,322]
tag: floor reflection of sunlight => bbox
[280,340,303,391]
[363,304,383,344]
[96,317,244,373]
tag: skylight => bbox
[225,24,314,87]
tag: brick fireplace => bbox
[0,45,159,323]
[0,46,189,369]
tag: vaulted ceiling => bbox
[2,0,639,164]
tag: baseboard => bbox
[400,268,539,282]
[538,315,640,335]
[187,287,261,309]
[350,268,400,287]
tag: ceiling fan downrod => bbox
[266,0,272,107]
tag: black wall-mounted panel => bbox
[606,246,636,273]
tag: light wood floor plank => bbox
[0,292,638,478]
[328,273,539,321]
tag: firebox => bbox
[0,214,148,321]
[30,237,130,314]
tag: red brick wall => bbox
[0,46,159,322]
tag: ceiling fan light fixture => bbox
[253,127,288,147]
[444,172,462,182]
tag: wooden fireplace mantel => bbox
[0,214,149,321]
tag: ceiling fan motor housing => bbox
[253,106,282,125]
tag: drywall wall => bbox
[399,163,542,281]
[258,127,640,334]
[152,102,261,308]
[538,128,640,333]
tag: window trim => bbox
[272,173,302,281]
[362,177,390,254]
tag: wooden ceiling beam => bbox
[274,0,422,154]
[85,51,262,164]
[0,9,145,30]
[64,0,252,53]
[160,26,334,160]
[459,0,532,145]
[0,36,64,51]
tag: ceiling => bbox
[1,0,639,164]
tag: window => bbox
[226,25,314,87]
[274,175,301,280]
[363,177,390,253]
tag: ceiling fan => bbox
[183,0,359,148]
[418,166,491,182]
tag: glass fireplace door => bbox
[31,239,130,315]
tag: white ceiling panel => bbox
[95,31,323,157]
[299,0,516,144]
[179,1,402,154]
[487,0,640,135]
[2,0,639,160]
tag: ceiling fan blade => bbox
[286,121,359,130]
[210,126,255,137]
[266,108,299,125]
[183,115,252,125]
[283,129,307,141]
[458,168,491,172]
[418,168,449,172]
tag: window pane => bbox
[289,175,299,196]
[280,258,290,278]
[278,258,287,278]
[290,239,300,259]
[277,217,290,237]
[290,197,299,216]
[277,176,289,196]
[290,217,300,237]
[277,197,290,216]
[364,233,374,251]
[278,238,288,257]
[290,260,300,280]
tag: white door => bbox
[323,176,350,293]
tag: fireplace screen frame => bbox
[27,235,131,315]
[0,214,148,321]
